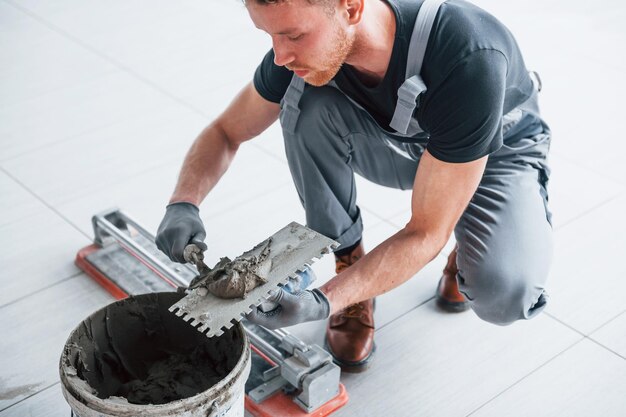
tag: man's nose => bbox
[272,38,295,67]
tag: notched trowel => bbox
[169,222,338,338]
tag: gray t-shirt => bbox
[253,0,543,163]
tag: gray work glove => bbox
[155,202,207,263]
[247,269,331,329]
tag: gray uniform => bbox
[255,0,553,325]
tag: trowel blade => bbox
[168,222,338,338]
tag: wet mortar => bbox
[61,292,243,405]
[190,238,273,299]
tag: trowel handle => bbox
[183,244,204,264]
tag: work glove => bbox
[155,202,207,263]
[247,268,331,330]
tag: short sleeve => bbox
[421,49,508,163]
[253,49,293,103]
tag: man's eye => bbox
[288,34,304,41]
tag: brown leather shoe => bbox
[325,242,376,373]
[436,247,470,312]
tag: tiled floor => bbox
[1,0,625,416]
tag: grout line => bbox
[0,272,81,311]
[585,310,626,360]
[0,167,91,240]
[466,311,626,417]
[542,313,626,359]
[374,253,451,331]
[376,295,435,332]
[465,337,585,417]
[588,309,626,335]
[0,381,60,414]
[0,118,127,165]
[3,0,213,120]
[44,156,184,209]
[586,337,626,361]
[544,312,587,338]
[546,308,626,349]
[586,337,626,360]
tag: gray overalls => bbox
[279,0,552,325]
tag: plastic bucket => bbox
[59,292,250,417]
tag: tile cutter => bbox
[74,208,348,416]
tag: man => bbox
[156,0,553,373]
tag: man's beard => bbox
[304,24,354,87]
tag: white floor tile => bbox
[0,3,117,108]
[181,77,258,120]
[466,1,626,186]
[54,143,294,238]
[2,0,84,20]
[0,71,180,161]
[547,192,626,334]
[0,1,31,31]
[474,0,625,71]
[470,339,626,417]
[9,0,255,85]
[0,170,47,228]
[0,383,69,417]
[0,275,113,410]
[528,56,626,185]
[0,208,89,307]
[52,163,182,239]
[332,302,580,417]
[9,0,269,115]
[2,102,207,206]
[590,311,626,359]
[535,153,625,229]
[355,176,413,222]
[119,29,270,109]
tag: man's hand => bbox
[156,202,207,263]
[247,287,331,330]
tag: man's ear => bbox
[341,0,364,26]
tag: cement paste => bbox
[61,293,242,406]
[192,238,273,299]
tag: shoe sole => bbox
[324,341,376,374]
[436,295,470,312]
[436,277,470,313]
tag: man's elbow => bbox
[209,119,241,153]
[402,220,451,262]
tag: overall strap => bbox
[390,0,446,135]
[281,75,306,134]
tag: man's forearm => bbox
[320,227,445,314]
[169,122,238,206]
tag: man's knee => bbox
[459,260,549,326]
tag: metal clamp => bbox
[244,321,341,413]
